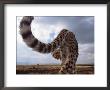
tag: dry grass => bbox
[16,64,94,74]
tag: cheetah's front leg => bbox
[59,59,76,74]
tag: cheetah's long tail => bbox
[19,16,52,53]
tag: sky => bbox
[17,16,94,65]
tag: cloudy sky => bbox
[17,16,94,65]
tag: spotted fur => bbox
[52,48,61,60]
[19,16,79,74]
[52,31,78,74]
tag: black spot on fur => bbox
[68,65,72,69]
[69,61,73,64]
[21,31,32,39]
[38,43,45,52]
[66,63,69,66]
[30,39,38,48]
[20,20,31,28]
[47,43,51,53]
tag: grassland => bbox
[16,64,94,74]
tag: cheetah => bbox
[19,16,79,74]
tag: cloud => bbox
[76,43,94,64]
[31,21,67,43]
[34,16,94,44]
